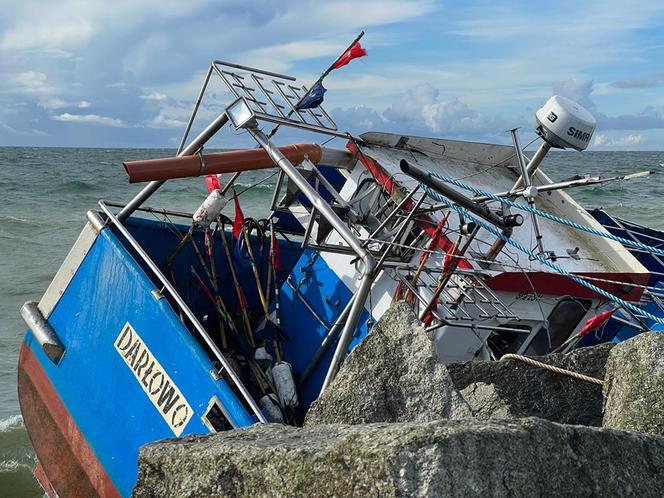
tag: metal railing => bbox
[98,200,268,424]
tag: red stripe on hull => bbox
[485,271,649,301]
[18,342,120,498]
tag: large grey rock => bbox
[448,342,612,426]
[460,382,514,420]
[133,418,664,498]
[305,303,470,425]
[603,332,664,435]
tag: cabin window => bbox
[525,298,591,355]
[488,324,532,357]
[202,396,234,432]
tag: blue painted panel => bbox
[123,217,301,337]
[278,249,373,410]
[590,209,664,286]
[25,227,256,497]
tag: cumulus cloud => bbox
[6,71,55,95]
[148,114,188,129]
[593,133,645,148]
[382,84,507,135]
[140,92,168,101]
[551,78,664,131]
[328,84,514,138]
[552,79,595,111]
[330,105,386,130]
[37,98,93,110]
[52,113,129,127]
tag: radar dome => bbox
[535,95,596,151]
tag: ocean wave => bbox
[52,179,98,193]
[0,215,39,227]
[233,182,276,190]
[0,459,32,473]
[0,415,22,433]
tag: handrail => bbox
[98,200,268,424]
[247,128,376,394]
[118,112,230,221]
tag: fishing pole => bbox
[204,228,228,349]
[404,212,451,304]
[241,220,270,318]
[216,217,255,345]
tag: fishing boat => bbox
[17,59,662,497]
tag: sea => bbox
[0,147,663,496]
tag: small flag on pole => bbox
[578,309,615,337]
[232,190,244,239]
[296,81,327,110]
[419,218,447,265]
[205,174,222,193]
[332,41,367,70]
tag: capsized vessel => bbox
[18,60,660,497]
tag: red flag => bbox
[232,190,244,239]
[205,174,221,193]
[578,309,615,337]
[332,41,367,70]
[204,229,214,258]
[419,217,447,265]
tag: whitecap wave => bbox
[0,459,31,473]
[0,414,23,433]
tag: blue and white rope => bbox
[423,185,664,325]
[425,171,664,258]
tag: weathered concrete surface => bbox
[603,332,664,435]
[133,418,664,498]
[447,343,613,426]
[305,303,470,425]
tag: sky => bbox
[0,0,663,150]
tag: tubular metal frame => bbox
[246,127,376,393]
[99,200,268,424]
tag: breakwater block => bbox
[603,332,664,435]
[133,418,664,497]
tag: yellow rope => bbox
[500,353,604,386]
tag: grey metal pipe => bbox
[99,201,268,424]
[300,188,426,386]
[511,141,551,191]
[20,301,65,364]
[298,295,355,385]
[399,159,509,231]
[375,193,428,271]
[510,129,545,255]
[118,112,230,221]
[247,128,376,394]
[363,185,420,247]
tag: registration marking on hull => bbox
[115,323,193,436]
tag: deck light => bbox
[226,97,257,129]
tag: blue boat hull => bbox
[18,208,375,496]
